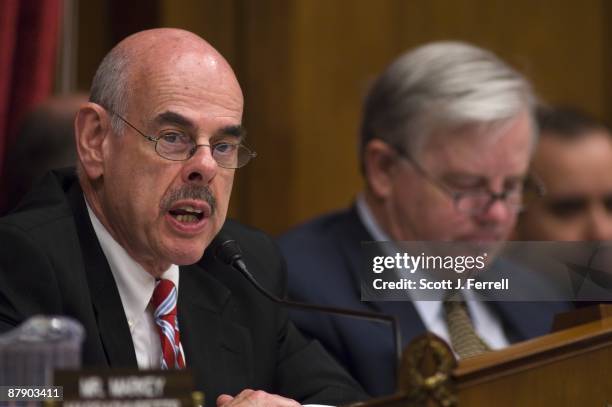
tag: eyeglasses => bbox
[391,144,545,216]
[109,110,257,169]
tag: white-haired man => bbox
[279,41,570,396]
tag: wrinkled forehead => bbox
[420,112,534,174]
[124,41,244,121]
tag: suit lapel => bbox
[179,258,253,394]
[337,207,426,347]
[490,300,570,343]
[338,205,571,348]
[66,178,255,385]
[68,184,138,367]
[335,206,378,302]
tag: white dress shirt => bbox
[355,194,509,352]
[87,204,181,369]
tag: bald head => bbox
[90,28,242,132]
[76,28,246,274]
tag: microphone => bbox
[212,232,402,380]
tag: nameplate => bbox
[53,369,202,406]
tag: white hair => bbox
[89,46,130,133]
[360,41,536,168]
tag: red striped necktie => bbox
[151,279,186,369]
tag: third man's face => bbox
[517,131,612,241]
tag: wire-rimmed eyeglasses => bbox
[390,144,545,216]
[109,110,257,169]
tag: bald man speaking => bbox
[0,29,366,406]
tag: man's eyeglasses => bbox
[109,110,257,169]
[390,144,545,216]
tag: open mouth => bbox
[168,205,205,223]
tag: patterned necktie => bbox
[443,292,490,359]
[151,279,186,369]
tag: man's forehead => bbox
[419,127,532,176]
[134,56,241,95]
[122,33,243,112]
[127,62,244,129]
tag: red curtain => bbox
[0,0,62,212]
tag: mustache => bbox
[160,185,216,215]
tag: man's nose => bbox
[585,205,612,241]
[181,145,217,184]
[476,194,514,224]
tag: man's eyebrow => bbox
[153,112,244,140]
[154,111,196,130]
[442,172,485,182]
[215,125,246,141]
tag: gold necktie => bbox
[443,292,490,359]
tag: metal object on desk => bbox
[399,333,457,407]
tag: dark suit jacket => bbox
[278,205,571,397]
[0,168,367,405]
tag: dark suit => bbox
[0,168,367,405]
[278,205,571,396]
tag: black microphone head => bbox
[212,231,243,266]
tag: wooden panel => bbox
[231,0,297,231]
[288,0,404,229]
[234,0,610,234]
[159,0,238,65]
[76,0,112,90]
[76,0,162,89]
[76,0,612,235]
[454,317,612,405]
[345,314,612,405]
[603,0,612,121]
[391,0,606,117]
[459,348,612,405]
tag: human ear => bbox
[74,103,110,180]
[363,139,398,199]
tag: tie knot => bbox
[443,290,464,306]
[442,290,490,358]
[152,279,177,317]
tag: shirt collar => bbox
[355,194,484,319]
[356,193,390,242]
[355,193,446,316]
[86,201,179,328]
